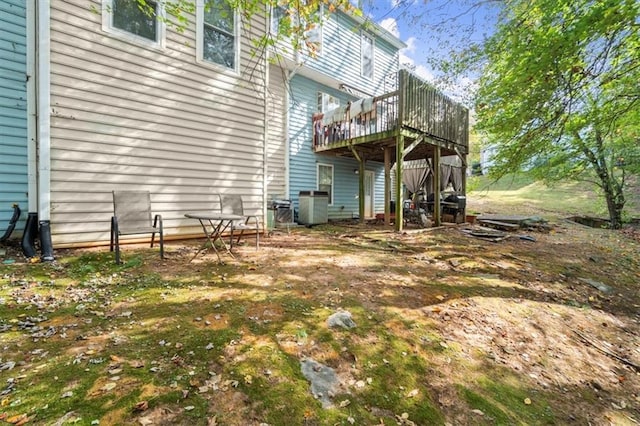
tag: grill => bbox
[269,200,293,224]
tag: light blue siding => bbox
[0,0,28,235]
[288,75,385,219]
[285,11,400,219]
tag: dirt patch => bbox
[220,221,640,423]
[2,215,640,424]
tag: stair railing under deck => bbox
[312,91,399,150]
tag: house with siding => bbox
[1,0,468,255]
[0,0,30,241]
[1,0,271,253]
[266,7,406,221]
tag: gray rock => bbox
[300,358,338,408]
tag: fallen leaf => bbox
[407,389,419,398]
[102,382,117,392]
[129,360,145,368]
[134,401,149,412]
[6,414,27,424]
[139,417,153,426]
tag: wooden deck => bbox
[312,70,469,163]
[310,70,470,230]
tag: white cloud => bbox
[378,20,435,83]
[403,36,417,53]
[378,18,399,38]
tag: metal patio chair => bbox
[219,194,260,249]
[110,190,164,264]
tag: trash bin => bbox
[298,191,328,225]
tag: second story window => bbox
[270,3,322,56]
[103,0,165,48]
[361,32,374,79]
[198,0,238,71]
[270,5,288,35]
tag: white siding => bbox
[49,0,267,246]
[266,63,286,199]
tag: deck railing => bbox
[312,91,398,148]
[312,70,468,150]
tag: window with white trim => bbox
[270,5,288,35]
[270,3,322,56]
[317,163,334,205]
[361,32,374,79]
[304,8,323,56]
[102,0,165,47]
[197,0,239,71]
[317,92,340,113]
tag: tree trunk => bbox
[602,182,625,229]
[583,132,626,229]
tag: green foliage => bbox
[472,0,640,227]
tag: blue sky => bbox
[362,0,500,96]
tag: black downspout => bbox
[39,220,54,261]
[21,212,38,258]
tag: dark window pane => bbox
[204,0,234,33]
[113,0,157,41]
[203,26,235,68]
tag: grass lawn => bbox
[467,173,640,220]
[1,177,639,425]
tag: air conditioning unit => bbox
[298,191,328,225]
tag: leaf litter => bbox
[0,215,639,424]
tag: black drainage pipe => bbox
[0,203,21,243]
[21,212,38,258]
[39,220,55,261]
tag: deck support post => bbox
[455,147,468,221]
[433,145,441,226]
[384,146,391,226]
[395,135,404,232]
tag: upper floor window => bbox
[361,32,374,79]
[270,5,288,35]
[103,0,165,48]
[270,3,322,56]
[318,92,340,113]
[197,0,239,71]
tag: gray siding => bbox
[0,0,28,235]
[315,11,399,95]
[49,0,267,246]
